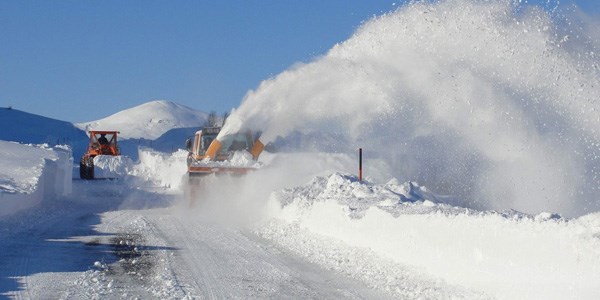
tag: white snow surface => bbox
[1,144,599,299]
[76,100,208,140]
[0,140,72,216]
[129,148,188,190]
[196,150,263,169]
[259,172,600,299]
[92,155,134,179]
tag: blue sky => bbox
[1,0,598,123]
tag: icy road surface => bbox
[0,179,394,299]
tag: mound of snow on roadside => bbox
[84,149,188,190]
[76,100,208,140]
[0,141,73,216]
[197,151,262,169]
[93,155,134,179]
[130,149,188,190]
[259,173,600,299]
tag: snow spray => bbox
[221,0,600,217]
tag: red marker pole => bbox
[358,148,363,182]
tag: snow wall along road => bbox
[0,141,73,216]
[223,0,600,218]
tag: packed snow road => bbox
[0,179,391,299]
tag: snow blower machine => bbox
[185,126,264,177]
[79,131,121,179]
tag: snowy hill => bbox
[76,100,208,140]
[1,102,209,161]
[0,107,89,158]
[151,127,199,153]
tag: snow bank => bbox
[198,150,262,169]
[80,148,187,190]
[259,173,600,299]
[130,148,188,190]
[227,151,260,167]
[0,141,72,216]
[122,148,261,191]
[223,0,600,217]
[93,155,134,179]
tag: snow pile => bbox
[228,151,259,167]
[259,173,600,299]
[92,155,134,179]
[198,151,262,169]
[130,148,188,190]
[84,149,187,190]
[77,100,208,140]
[0,141,72,216]
[223,0,600,217]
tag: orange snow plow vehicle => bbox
[185,126,264,176]
[80,131,120,179]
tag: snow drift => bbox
[222,0,600,217]
[259,173,600,299]
[92,155,134,179]
[0,141,73,216]
[130,148,188,190]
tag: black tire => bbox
[79,158,87,179]
[79,157,95,180]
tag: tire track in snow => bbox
[129,206,394,299]
[167,216,227,298]
[123,214,189,298]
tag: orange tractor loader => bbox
[80,131,120,179]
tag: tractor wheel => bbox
[79,157,94,180]
[79,158,88,179]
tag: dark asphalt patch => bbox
[108,233,155,280]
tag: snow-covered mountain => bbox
[76,100,208,140]
[1,101,209,159]
[0,107,89,158]
[151,127,199,153]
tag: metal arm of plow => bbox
[204,139,222,160]
[250,139,264,160]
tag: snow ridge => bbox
[0,141,72,216]
[260,173,600,299]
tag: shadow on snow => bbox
[0,179,180,298]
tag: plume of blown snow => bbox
[222,0,600,217]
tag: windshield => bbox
[218,132,253,154]
[201,135,216,151]
[93,133,115,145]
